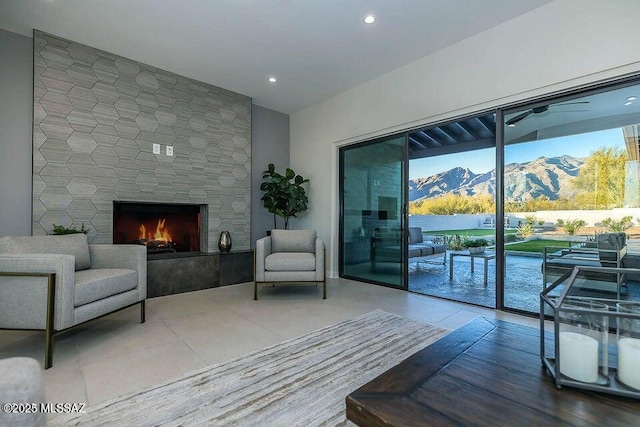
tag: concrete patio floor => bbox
[348,252,640,313]
[408,253,541,310]
[408,252,640,311]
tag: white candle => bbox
[618,337,640,390]
[559,331,599,383]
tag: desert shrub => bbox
[556,218,586,236]
[446,234,465,250]
[601,216,633,233]
[409,193,495,215]
[516,223,535,239]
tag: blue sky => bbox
[409,128,625,180]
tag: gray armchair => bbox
[254,229,325,300]
[0,234,146,368]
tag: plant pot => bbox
[467,246,485,255]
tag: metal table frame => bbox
[449,251,496,285]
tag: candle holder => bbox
[617,302,640,391]
[541,265,640,399]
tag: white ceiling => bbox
[0,0,553,114]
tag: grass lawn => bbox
[423,228,517,237]
[505,239,573,253]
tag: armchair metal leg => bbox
[44,272,56,370]
[140,300,146,323]
[323,247,326,299]
[253,249,258,300]
[44,329,54,370]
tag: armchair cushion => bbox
[597,232,626,249]
[597,232,627,266]
[0,234,91,271]
[271,229,317,253]
[265,253,316,271]
[75,268,138,307]
[408,245,423,258]
[408,227,423,244]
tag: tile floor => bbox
[0,278,542,408]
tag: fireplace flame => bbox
[139,219,172,243]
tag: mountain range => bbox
[409,155,584,202]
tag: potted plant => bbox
[51,223,90,235]
[260,163,309,230]
[463,237,488,254]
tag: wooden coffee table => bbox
[346,318,640,426]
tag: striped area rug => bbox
[51,310,447,427]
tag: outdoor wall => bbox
[251,105,289,244]
[290,0,640,276]
[512,208,640,227]
[0,29,32,237]
[409,214,488,231]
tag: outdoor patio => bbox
[408,251,640,312]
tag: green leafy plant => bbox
[524,215,537,226]
[463,237,488,248]
[260,163,309,229]
[446,234,465,251]
[556,218,586,236]
[601,216,633,232]
[516,223,535,239]
[51,223,90,235]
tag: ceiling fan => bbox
[506,101,590,127]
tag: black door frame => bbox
[338,133,409,290]
[338,72,640,314]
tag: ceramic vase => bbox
[218,231,232,252]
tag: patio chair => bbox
[542,232,627,293]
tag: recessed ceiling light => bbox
[625,101,633,106]
[268,77,277,83]
[627,96,637,101]
[364,15,376,24]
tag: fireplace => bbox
[113,202,206,253]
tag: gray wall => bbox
[32,31,252,250]
[0,29,32,237]
[0,29,292,245]
[251,105,289,245]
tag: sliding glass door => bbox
[340,136,406,288]
[407,114,497,307]
[338,76,640,315]
[502,80,640,313]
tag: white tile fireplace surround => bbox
[32,31,251,250]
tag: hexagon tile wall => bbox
[32,31,252,250]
